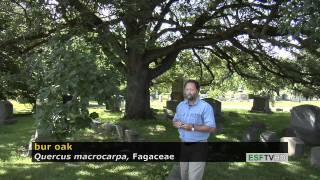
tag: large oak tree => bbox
[1,0,320,119]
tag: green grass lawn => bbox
[151,98,320,112]
[222,100,320,110]
[0,101,319,180]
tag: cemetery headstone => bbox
[115,125,125,141]
[203,98,222,122]
[280,137,304,157]
[239,94,249,101]
[102,122,115,134]
[165,78,184,119]
[260,131,278,142]
[124,129,139,142]
[0,100,16,125]
[290,105,320,145]
[170,78,184,102]
[281,127,296,137]
[242,127,260,142]
[311,146,320,168]
[164,108,175,119]
[91,119,102,129]
[166,101,180,113]
[282,94,289,101]
[112,95,122,112]
[242,121,266,142]
[250,96,272,113]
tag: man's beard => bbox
[185,93,198,101]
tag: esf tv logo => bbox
[246,153,288,162]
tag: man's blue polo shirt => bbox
[173,98,216,142]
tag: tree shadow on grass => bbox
[0,115,35,161]
[0,162,172,180]
[204,157,319,180]
[210,110,292,142]
[203,111,319,180]
[1,110,318,180]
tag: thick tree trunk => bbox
[125,62,152,119]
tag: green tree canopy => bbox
[1,0,319,120]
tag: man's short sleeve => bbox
[203,104,216,128]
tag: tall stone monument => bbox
[164,77,184,119]
[249,95,272,113]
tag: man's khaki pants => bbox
[180,141,207,180]
[180,161,206,180]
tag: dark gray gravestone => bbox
[91,119,103,129]
[203,98,222,122]
[124,129,139,142]
[105,95,122,112]
[204,98,223,131]
[166,100,180,113]
[282,94,289,101]
[250,96,272,113]
[311,147,320,168]
[111,95,122,112]
[0,100,16,124]
[281,127,296,137]
[242,122,266,142]
[242,127,261,142]
[260,131,278,142]
[164,108,175,119]
[171,78,184,102]
[164,78,184,120]
[101,122,115,134]
[115,125,125,141]
[290,105,320,145]
[165,100,180,119]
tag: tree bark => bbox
[125,60,153,119]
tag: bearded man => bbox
[172,79,216,180]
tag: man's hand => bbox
[173,120,193,130]
[173,120,183,128]
[181,124,193,131]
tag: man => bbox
[173,79,216,180]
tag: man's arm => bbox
[181,124,216,133]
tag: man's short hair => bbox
[184,79,200,91]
